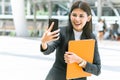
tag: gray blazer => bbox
[40,27,101,80]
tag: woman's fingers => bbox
[48,22,54,32]
[50,29,60,39]
[52,32,59,38]
[64,52,73,64]
[64,52,81,64]
[51,29,60,35]
[41,24,60,43]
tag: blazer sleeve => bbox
[84,35,101,76]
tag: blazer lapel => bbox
[70,30,75,40]
[81,32,87,40]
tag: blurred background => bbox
[0,0,120,40]
[0,0,120,80]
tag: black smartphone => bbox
[48,18,58,32]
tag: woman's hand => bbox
[41,22,60,43]
[64,52,83,64]
[64,52,87,68]
[41,22,60,50]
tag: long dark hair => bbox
[68,1,93,39]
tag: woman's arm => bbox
[84,39,101,75]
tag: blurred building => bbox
[0,0,120,36]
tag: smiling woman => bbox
[70,8,91,32]
[40,1,101,80]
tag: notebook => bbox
[66,39,95,79]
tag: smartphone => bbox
[48,18,58,32]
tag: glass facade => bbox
[0,0,120,19]
[0,0,11,15]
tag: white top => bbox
[73,29,83,40]
[96,22,104,31]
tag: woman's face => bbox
[70,8,91,32]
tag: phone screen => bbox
[48,18,58,32]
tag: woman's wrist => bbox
[41,40,48,50]
[78,59,87,68]
[76,57,83,64]
[41,37,46,43]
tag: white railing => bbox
[0,15,120,25]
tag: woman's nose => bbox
[75,16,81,21]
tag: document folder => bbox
[66,39,95,79]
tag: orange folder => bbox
[66,39,95,79]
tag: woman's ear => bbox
[87,15,92,22]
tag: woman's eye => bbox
[79,15,84,18]
[72,14,77,17]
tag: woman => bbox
[96,18,104,40]
[40,1,101,80]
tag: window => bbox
[5,5,12,15]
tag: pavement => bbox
[0,36,120,80]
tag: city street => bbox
[0,36,120,80]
